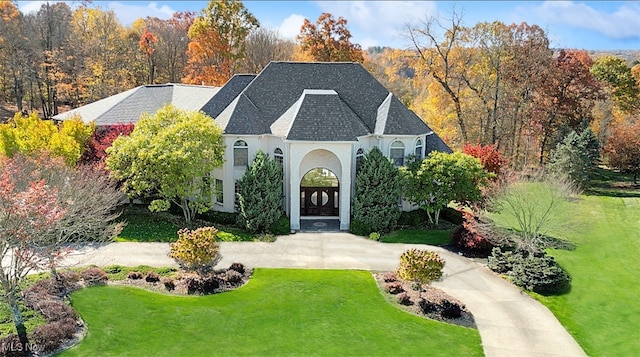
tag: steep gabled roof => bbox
[200,74,256,119]
[53,83,219,125]
[271,90,369,141]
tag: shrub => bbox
[269,215,290,235]
[169,226,222,275]
[127,271,143,280]
[511,255,572,295]
[145,272,160,283]
[228,263,245,275]
[451,211,494,255]
[385,282,404,295]
[35,300,77,322]
[462,143,507,177]
[217,231,237,242]
[369,232,380,241]
[162,278,175,291]
[202,211,238,225]
[396,249,445,286]
[156,267,178,276]
[183,277,202,295]
[382,272,398,283]
[396,292,412,306]
[58,270,81,291]
[352,147,401,233]
[487,247,520,274]
[199,276,221,294]
[398,209,426,227]
[0,334,22,356]
[81,267,108,286]
[418,298,439,314]
[103,265,123,274]
[440,299,463,318]
[349,220,372,236]
[31,318,77,353]
[224,270,243,285]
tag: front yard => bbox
[62,269,482,356]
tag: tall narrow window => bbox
[214,179,224,204]
[355,148,364,172]
[274,148,284,169]
[390,140,405,167]
[414,139,423,160]
[234,140,248,167]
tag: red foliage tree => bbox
[605,121,640,184]
[462,143,507,177]
[451,211,494,255]
[81,123,134,164]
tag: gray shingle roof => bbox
[200,74,256,119]
[215,62,434,139]
[426,133,453,154]
[53,83,219,125]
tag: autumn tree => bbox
[139,28,157,84]
[604,121,640,184]
[0,112,94,166]
[0,153,122,352]
[462,143,507,177]
[183,0,259,86]
[239,28,295,74]
[81,123,135,164]
[143,12,195,83]
[590,55,640,113]
[296,13,364,63]
[106,105,225,224]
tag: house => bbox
[54,62,450,231]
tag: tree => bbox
[352,147,401,233]
[81,123,135,164]
[604,122,640,184]
[139,28,157,84]
[402,151,489,224]
[296,13,364,63]
[0,153,122,352]
[169,227,222,275]
[462,143,507,177]
[548,129,600,189]
[239,28,294,74]
[396,249,445,288]
[590,55,640,113]
[236,150,283,233]
[106,105,224,224]
[0,112,94,166]
[143,12,195,83]
[183,0,259,86]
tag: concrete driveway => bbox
[63,232,586,357]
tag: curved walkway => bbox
[63,232,586,357]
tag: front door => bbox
[300,187,339,216]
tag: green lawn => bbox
[381,229,452,245]
[532,195,640,356]
[63,269,481,356]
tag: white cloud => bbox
[18,1,67,14]
[313,1,437,48]
[278,14,306,40]
[533,1,640,40]
[106,1,176,25]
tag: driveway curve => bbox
[63,232,586,357]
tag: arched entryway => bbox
[300,168,339,216]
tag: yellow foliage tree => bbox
[0,112,94,166]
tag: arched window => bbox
[414,139,423,160]
[355,148,365,172]
[274,148,284,167]
[234,140,248,167]
[390,140,405,167]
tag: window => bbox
[390,140,405,167]
[414,139,423,160]
[355,148,364,172]
[214,179,223,204]
[274,148,284,169]
[234,140,248,167]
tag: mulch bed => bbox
[374,272,476,329]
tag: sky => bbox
[16,1,640,50]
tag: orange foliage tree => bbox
[183,0,258,86]
[296,13,364,63]
[605,121,640,184]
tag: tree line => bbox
[2,0,639,171]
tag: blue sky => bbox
[16,1,640,50]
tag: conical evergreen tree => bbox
[236,150,283,233]
[352,147,401,234]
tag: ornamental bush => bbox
[81,267,108,286]
[396,249,445,286]
[168,227,222,275]
[451,211,494,256]
[352,147,401,233]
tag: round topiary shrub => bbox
[418,298,439,314]
[224,270,243,285]
[511,255,572,295]
[440,299,463,318]
[81,267,108,286]
[228,262,245,275]
[145,271,160,283]
[396,249,445,287]
[199,276,221,293]
[127,271,143,280]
